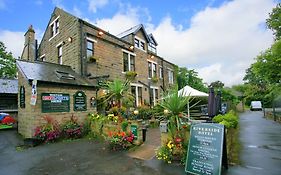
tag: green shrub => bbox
[212,110,238,129]
[137,105,153,120]
[121,121,129,131]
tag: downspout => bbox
[79,19,85,76]
[161,58,165,91]
[34,39,38,61]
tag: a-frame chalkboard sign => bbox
[185,123,228,175]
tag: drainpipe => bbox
[34,39,38,61]
[161,58,165,91]
[79,20,85,76]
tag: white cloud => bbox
[88,0,108,13]
[95,13,140,35]
[85,0,275,86]
[0,30,25,58]
[93,4,152,35]
[151,0,275,86]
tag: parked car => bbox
[250,101,262,111]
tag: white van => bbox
[250,101,262,111]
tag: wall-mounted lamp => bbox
[67,37,73,43]
[150,55,154,59]
[129,45,134,50]
[98,31,104,36]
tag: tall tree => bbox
[266,3,281,40]
[0,41,17,78]
[176,67,208,92]
[210,80,224,89]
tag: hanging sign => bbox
[41,93,70,113]
[30,79,37,105]
[73,91,87,111]
[185,123,227,175]
[20,86,25,108]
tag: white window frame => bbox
[122,49,136,72]
[168,68,174,84]
[134,36,146,52]
[57,43,63,65]
[86,37,97,43]
[148,42,157,54]
[39,54,46,62]
[159,66,163,79]
[49,16,60,41]
[131,83,143,107]
[147,59,157,79]
[150,86,159,106]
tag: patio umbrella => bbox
[216,90,222,115]
[178,85,208,119]
[208,87,216,118]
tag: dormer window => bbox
[134,36,146,51]
[148,43,157,54]
[49,16,60,40]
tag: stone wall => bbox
[38,8,82,74]
[18,72,97,138]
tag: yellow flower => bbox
[167,141,174,149]
[168,161,171,164]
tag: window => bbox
[123,50,135,72]
[168,69,174,84]
[134,37,146,51]
[148,62,152,78]
[57,44,62,65]
[150,87,159,106]
[134,38,139,48]
[131,84,143,107]
[148,43,157,54]
[159,66,163,79]
[49,16,59,40]
[148,61,157,78]
[87,40,94,60]
[40,54,46,62]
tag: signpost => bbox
[73,91,87,111]
[41,93,70,113]
[131,125,138,139]
[185,123,227,175]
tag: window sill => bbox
[49,32,59,41]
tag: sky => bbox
[0,0,279,86]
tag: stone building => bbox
[37,7,176,107]
[16,60,97,138]
[18,7,177,138]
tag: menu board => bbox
[131,125,138,139]
[41,93,70,113]
[185,123,224,175]
[73,91,87,111]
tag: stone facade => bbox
[36,7,176,107]
[17,71,96,138]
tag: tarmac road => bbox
[1,110,280,175]
[0,129,185,175]
[226,110,281,175]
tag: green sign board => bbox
[185,123,225,175]
[19,86,25,108]
[41,93,70,113]
[73,91,87,111]
[131,125,138,139]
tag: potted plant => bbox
[125,71,137,80]
[151,76,159,83]
[88,56,98,63]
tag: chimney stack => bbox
[21,25,36,61]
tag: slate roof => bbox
[16,60,96,87]
[0,79,18,94]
